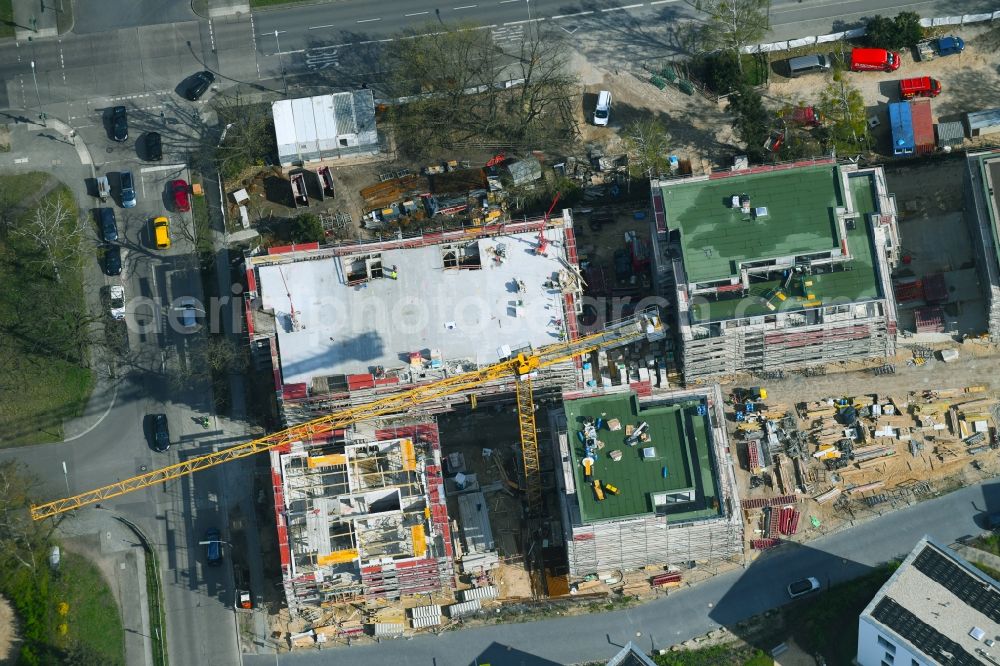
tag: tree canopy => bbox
[690,0,770,64]
[385,24,579,156]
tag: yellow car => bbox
[153,216,171,250]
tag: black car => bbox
[144,132,162,161]
[98,208,118,242]
[103,244,122,276]
[184,71,215,101]
[151,413,170,452]
[204,528,223,566]
[111,106,128,142]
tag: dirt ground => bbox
[571,49,734,175]
[0,594,16,663]
[767,25,1000,150]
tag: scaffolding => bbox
[553,385,744,577]
[273,421,454,615]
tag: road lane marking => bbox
[499,0,519,3]
[601,3,644,11]
[405,10,429,16]
[357,17,381,23]
[140,164,188,173]
[649,0,677,4]
[504,18,544,25]
[454,4,477,8]
[309,24,336,29]
[552,10,593,19]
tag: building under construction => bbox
[270,422,452,615]
[244,214,588,612]
[965,149,1000,340]
[243,212,585,426]
[649,159,901,382]
[551,385,743,577]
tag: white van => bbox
[593,90,611,126]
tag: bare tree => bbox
[689,0,770,69]
[385,24,579,156]
[213,90,277,181]
[622,119,672,178]
[0,461,57,573]
[12,195,90,283]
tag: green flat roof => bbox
[663,165,844,284]
[671,168,885,323]
[564,392,722,524]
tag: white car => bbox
[174,297,200,332]
[109,285,126,320]
[787,577,821,598]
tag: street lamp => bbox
[273,30,287,96]
[29,60,46,127]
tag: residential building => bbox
[649,158,901,382]
[858,535,1000,666]
[964,149,1000,340]
[551,385,743,578]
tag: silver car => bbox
[787,577,821,598]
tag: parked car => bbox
[102,244,122,276]
[786,54,830,77]
[145,132,162,161]
[899,76,941,100]
[153,216,171,250]
[849,48,901,72]
[171,179,190,212]
[204,528,223,566]
[175,296,199,332]
[98,208,118,242]
[151,413,170,452]
[111,106,128,142]
[787,577,821,598]
[934,35,965,56]
[109,285,126,320]
[593,90,611,126]
[120,171,137,208]
[184,71,215,101]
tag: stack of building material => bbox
[651,572,683,588]
[751,538,780,550]
[289,630,316,648]
[371,623,405,638]
[446,599,482,618]
[409,605,443,629]
[777,506,800,535]
[813,487,841,504]
[459,585,498,602]
[852,444,896,463]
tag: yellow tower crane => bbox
[31,311,664,521]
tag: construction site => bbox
[231,202,753,647]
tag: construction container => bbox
[459,585,498,602]
[888,102,914,156]
[936,121,965,148]
[966,108,1000,138]
[910,99,934,155]
[410,604,442,620]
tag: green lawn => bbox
[970,532,1000,557]
[788,563,897,664]
[0,0,14,39]
[653,645,772,665]
[2,550,124,665]
[0,174,94,447]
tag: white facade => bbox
[857,618,928,666]
[857,535,1000,666]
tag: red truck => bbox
[849,48,901,72]
[899,76,941,99]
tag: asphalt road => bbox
[0,103,240,666]
[242,480,1000,666]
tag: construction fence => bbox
[743,12,1000,54]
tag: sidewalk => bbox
[11,0,63,40]
[57,510,153,666]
